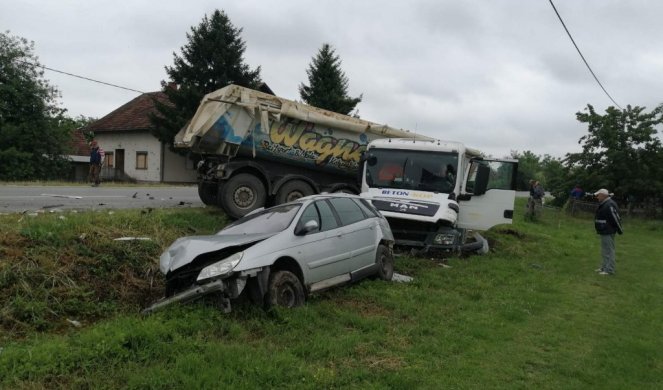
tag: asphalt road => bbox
[0,185,205,214]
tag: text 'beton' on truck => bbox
[174,84,518,255]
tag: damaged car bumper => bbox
[142,279,227,315]
[142,267,267,315]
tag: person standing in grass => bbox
[594,189,623,275]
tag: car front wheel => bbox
[266,270,305,308]
[376,244,394,281]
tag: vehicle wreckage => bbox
[143,194,395,314]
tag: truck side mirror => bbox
[366,155,377,166]
[473,164,490,195]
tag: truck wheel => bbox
[330,183,357,194]
[266,270,305,309]
[197,182,217,206]
[375,244,394,281]
[220,173,266,219]
[275,180,314,204]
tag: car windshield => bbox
[220,204,302,235]
[365,149,459,193]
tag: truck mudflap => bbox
[142,279,228,315]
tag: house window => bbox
[136,151,148,170]
[105,152,114,168]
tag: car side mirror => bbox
[295,219,319,236]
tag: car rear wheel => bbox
[376,244,394,281]
[267,270,305,308]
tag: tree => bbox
[0,31,72,180]
[299,43,362,115]
[566,104,663,202]
[509,150,542,190]
[150,10,262,146]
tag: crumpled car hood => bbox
[160,232,275,274]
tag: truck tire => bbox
[275,180,314,204]
[219,173,266,219]
[197,182,217,206]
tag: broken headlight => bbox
[196,252,243,281]
[433,232,457,246]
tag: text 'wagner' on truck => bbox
[174,84,428,219]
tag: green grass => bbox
[0,200,661,389]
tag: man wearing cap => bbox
[594,189,624,275]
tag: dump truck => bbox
[175,84,429,218]
[360,138,518,254]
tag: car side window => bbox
[328,197,366,226]
[297,204,321,234]
[316,200,339,231]
[355,198,380,218]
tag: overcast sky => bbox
[2,0,662,158]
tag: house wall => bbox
[94,132,197,183]
[162,146,197,183]
[95,132,161,182]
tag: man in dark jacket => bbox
[594,189,623,275]
[88,140,105,187]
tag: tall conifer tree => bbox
[299,43,362,115]
[150,10,262,146]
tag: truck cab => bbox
[360,138,517,254]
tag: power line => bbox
[547,0,622,110]
[17,59,146,95]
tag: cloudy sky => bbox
[2,0,662,157]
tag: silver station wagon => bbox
[144,194,395,313]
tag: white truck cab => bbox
[360,138,517,254]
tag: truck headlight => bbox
[434,233,456,246]
[196,252,243,281]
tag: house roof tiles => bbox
[85,91,170,133]
[70,128,90,156]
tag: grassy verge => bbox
[0,200,661,388]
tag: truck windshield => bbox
[365,149,459,193]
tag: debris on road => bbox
[41,193,83,199]
[42,204,64,209]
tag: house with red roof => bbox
[83,91,197,183]
[65,128,93,181]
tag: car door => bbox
[327,197,377,272]
[294,200,348,284]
